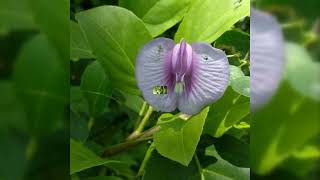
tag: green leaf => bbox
[202,146,249,180]
[121,93,145,113]
[229,65,244,85]
[153,107,209,166]
[13,34,67,136]
[81,61,112,117]
[76,6,152,95]
[142,151,200,180]
[119,0,192,37]
[204,87,249,137]
[0,0,36,33]
[213,135,249,168]
[231,76,250,97]
[285,42,320,101]
[85,176,122,180]
[28,0,69,60]
[215,29,249,59]
[251,81,320,174]
[175,0,250,43]
[70,138,120,174]
[70,20,95,61]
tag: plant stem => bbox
[26,137,37,160]
[128,106,154,140]
[137,143,155,178]
[194,154,204,180]
[102,126,160,158]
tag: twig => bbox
[127,106,154,140]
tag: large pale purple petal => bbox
[178,43,229,115]
[250,9,285,111]
[135,38,178,112]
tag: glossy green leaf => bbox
[70,20,95,61]
[204,87,250,137]
[285,42,320,101]
[28,0,69,60]
[81,61,112,117]
[13,34,67,136]
[70,139,120,174]
[202,146,249,180]
[0,0,36,33]
[153,107,209,166]
[231,76,250,97]
[213,135,249,167]
[251,81,320,174]
[175,0,250,43]
[119,0,191,37]
[76,6,152,95]
[121,93,145,113]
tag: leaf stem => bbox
[128,106,154,140]
[102,126,160,158]
[136,143,155,178]
[88,116,95,130]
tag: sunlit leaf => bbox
[175,0,250,43]
[153,107,209,166]
[119,0,191,37]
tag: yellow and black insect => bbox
[152,86,168,94]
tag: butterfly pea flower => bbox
[135,38,229,115]
[250,9,285,111]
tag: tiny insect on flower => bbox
[135,38,230,115]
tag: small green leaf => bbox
[154,107,209,166]
[204,87,249,137]
[28,0,69,60]
[202,146,249,180]
[229,65,244,85]
[121,93,145,113]
[175,0,250,43]
[13,34,67,136]
[70,139,120,174]
[285,42,320,101]
[120,0,192,37]
[231,76,250,97]
[80,61,112,117]
[76,6,152,95]
[70,20,95,61]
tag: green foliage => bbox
[70,20,95,61]
[119,0,192,37]
[251,82,319,174]
[174,0,250,43]
[80,61,112,118]
[285,42,320,101]
[70,138,120,175]
[76,6,152,95]
[154,108,209,166]
[13,34,67,136]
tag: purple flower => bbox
[250,9,285,111]
[135,38,229,115]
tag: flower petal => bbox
[135,38,178,112]
[178,43,229,114]
[250,9,285,111]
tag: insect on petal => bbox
[135,38,178,112]
[178,43,229,115]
